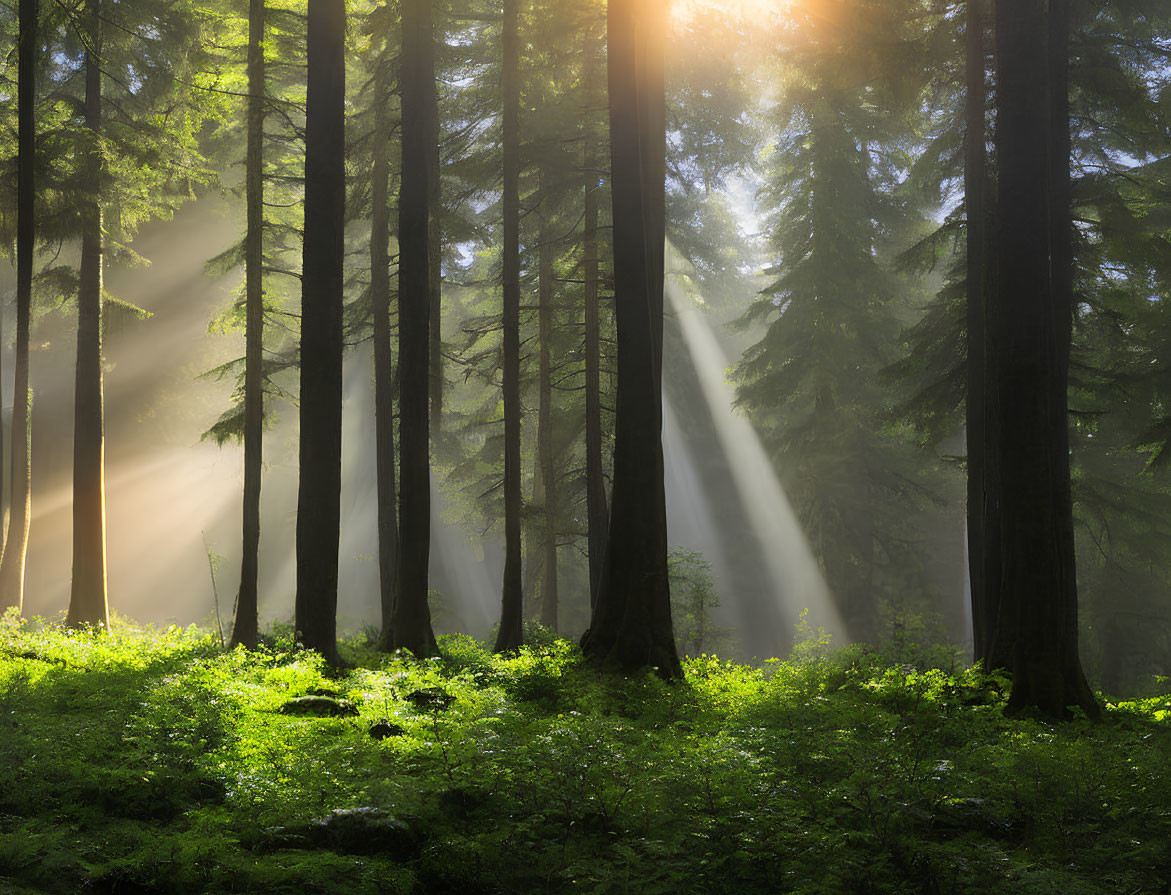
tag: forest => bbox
[1,0,1171,892]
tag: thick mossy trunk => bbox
[582,0,681,679]
[231,0,265,651]
[494,0,524,653]
[294,0,346,664]
[67,0,109,630]
[383,0,438,658]
[993,0,1097,719]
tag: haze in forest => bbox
[1,0,1168,706]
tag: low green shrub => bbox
[0,620,1169,894]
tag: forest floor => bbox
[1,614,1169,895]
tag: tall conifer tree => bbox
[991,0,1097,717]
[230,0,267,650]
[294,0,346,662]
[384,0,439,656]
[494,0,525,652]
[371,47,400,639]
[67,0,109,629]
[0,0,37,615]
[582,0,681,677]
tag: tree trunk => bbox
[67,0,109,630]
[371,58,400,640]
[965,0,986,663]
[583,33,608,612]
[383,0,438,657]
[428,30,443,446]
[965,0,1009,671]
[494,0,524,653]
[522,472,542,618]
[294,0,345,663]
[537,170,559,631]
[581,0,681,678]
[0,0,37,614]
[231,0,265,650]
[993,0,1097,718]
[975,0,1013,672]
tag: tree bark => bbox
[583,27,608,612]
[294,0,346,663]
[231,0,265,650]
[581,0,681,678]
[371,58,400,641]
[67,0,109,630]
[382,0,438,657]
[965,0,1009,671]
[993,0,1097,718]
[0,0,37,615]
[536,170,559,631]
[583,155,607,611]
[428,23,443,445]
[494,0,524,653]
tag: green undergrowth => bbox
[1,614,1170,894]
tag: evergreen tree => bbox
[66,0,109,629]
[294,0,346,662]
[582,0,681,677]
[494,0,524,652]
[202,0,309,647]
[230,0,267,650]
[989,0,1098,718]
[366,6,400,641]
[735,0,936,644]
[383,0,439,657]
[0,0,37,615]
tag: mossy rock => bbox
[261,808,419,858]
[277,696,358,718]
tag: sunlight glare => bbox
[671,0,796,27]
[665,267,847,648]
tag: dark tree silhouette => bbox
[494,0,524,653]
[67,0,109,630]
[371,58,400,639]
[230,0,266,650]
[990,0,1097,718]
[0,0,37,614]
[583,148,608,611]
[965,0,1009,671]
[581,0,681,678]
[383,0,439,657]
[536,168,559,630]
[294,0,346,663]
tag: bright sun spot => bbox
[671,0,796,26]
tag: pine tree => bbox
[367,15,400,641]
[582,0,681,677]
[229,0,267,651]
[991,0,1097,718]
[0,0,37,615]
[294,0,347,662]
[735,0,936,644]
[383,0,439,657]
[66,0,109,629]
[494,0,525,652]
